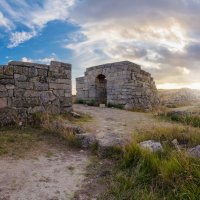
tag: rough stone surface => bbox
[139,140,163,152]
[0,61,72,119]
[76,61,159,111]
[0,107,18,126]
[188,145,200,158]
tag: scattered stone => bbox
[139,140,163,152]
[171,139,181,151]
[52,120,83,135]
[76,133,97,149]
[71,111,81,118]
[188,145,200,158]
[99,104,106,108]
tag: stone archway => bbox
[95,74,107,104]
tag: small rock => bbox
[171,139,181,151]
[76,133,97,149]
[139,140,163,152]
[52,121,83,134]
[99,104,106,108]
[188,145,200,158]
[71,111,81,118]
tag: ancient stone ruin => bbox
[76,61,159,110]
[0,61,72,121]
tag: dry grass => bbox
[39,112,92,148]
[132,125,200,148]
[101,125,200,200]
[0,126,67,158]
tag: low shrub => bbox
[160,111,200,128]
[75,99,98,106]
[107,102,124,109]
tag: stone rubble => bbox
[139,140,163,152]
[188,145,200,158]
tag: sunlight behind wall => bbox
[157,83,200,90]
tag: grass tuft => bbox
[101,126,200,200]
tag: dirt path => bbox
[0,151,88,200]
[0,129,90,200]
[74,104,172,147]
[0,106,174,200]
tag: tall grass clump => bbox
[40,113,81,148]
[102,126,200,200]
[158,110,200,128]
[133,126,200,148]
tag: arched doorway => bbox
[95,74,107,104]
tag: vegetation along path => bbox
[74,104,172,148]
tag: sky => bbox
[1,0,200,93]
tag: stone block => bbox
[14,89,25,98]
[38,68,48,76]
[24,90,42,98]
[40,91,56,103]
[28,67,38,77]
[0,90,8,97]
[34,82,49,91]
[28,106,45,114]
[53,90,65,97]
[0,85,6,91]
[6,85,15,90]
[14,74,27,82]
[0,98,7,108]
[0,78,15,85]
[16,82,34,90]
[4,65,14,75]
[49,83,70,90]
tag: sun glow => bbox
[157,83,200,90]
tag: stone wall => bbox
[76,61,159,110]
[0,61,72,119]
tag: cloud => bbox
[65,0,200,88]
[21,54,57,64]
[8,31,37,48]
[0,0,75,48]
[21,57,32,62]
[0,12,13,29]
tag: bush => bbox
[164,112,200,128]
[75,99,98,106]
[107,102,124,109]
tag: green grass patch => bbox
[132,126,200,148]
[0,127,43,158]
[159,112,200,128]
[101,126,200,200]
[102,145,200,200]
[75,99,98,106]
[107,102,124,109]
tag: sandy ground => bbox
[74,104,172,146]
[0,105,175,200]
[0,148,89,200]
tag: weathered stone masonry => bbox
[76,61,159,110]
[0,61,72,118]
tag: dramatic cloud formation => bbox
[67,0,200,89]
[1,0,200,90]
